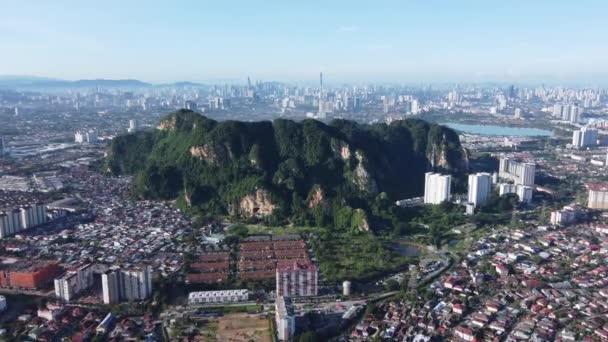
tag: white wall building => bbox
[424,172,451,204]
[128,119,138,133]
[516,185,534,204]
[102,270,120,304]
[188,289,249,305]
[587,184,608,209]
[498,183,533,204]
[550,208,576,226]
[276,296,295,342]
[468,173,492,207]
[572,127,598,149]
[102,265,152,304]
[121,266,153,302]
[75,130,98,144]
[0,203,48,238]
[498,157,535,186]
[74,132,85,143]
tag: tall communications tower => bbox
[319,72,323,100]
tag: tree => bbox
[228,224,248,239]
[297,331,318,342]
[384,279,400,291]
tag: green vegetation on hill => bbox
[106,110,466,231]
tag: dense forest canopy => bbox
[106,110,466,229]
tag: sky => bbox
[1,0,607,83]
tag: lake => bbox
[392,241,423,257]
[441,122,553,137]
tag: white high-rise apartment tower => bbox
[468,173,492,207]
[128,119,138,133]
[424,172,451,204]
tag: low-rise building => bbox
[188,289,249,305]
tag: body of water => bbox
[392,241,423,257]
[441,122,553,137]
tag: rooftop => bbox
[586,183,608,192]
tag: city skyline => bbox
[2,0,608,83]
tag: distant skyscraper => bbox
[468,173,492,207]
[424,172,451,204]
[497,95,507,110]
[128,119,138,133]
[319,72,324,101]
[0,137,5,156]
[85,130,97,144]
[553,104,563,117]
[561,104,571,121]
[184,100,197,111]
[570,106,581,123]
[508,85,516,98]
[572,127,598,148]
[514,108,522,118]
[74,132,84,144]
[411,99,420,114]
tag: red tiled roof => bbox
[586,183,608,192]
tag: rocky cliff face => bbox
[351,150,378,194]
[157,116,176,130]
[331,139,351,160]
[307,186,325,208]
[190,145,218,164]
[237,189,276,217]
[354,208,370,232]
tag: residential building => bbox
[102,269,120,304]
[587,183,608,209]
[516,185,534,204]
[468,173,492,207]
[102,265,152,304]
[74,132,85,143]
[0,260,62,289]
[128,119,138,133]
[424,172,451,204]
[121,266,153,301]
[54,264,94,302]
[550,208,576,226]
[498,157,535,186]
[498,183,517,196]
[0,203,48,238]
[276,260,318,297]
[411,99,420,114]
[572,127,598,148]
[498,183,533,203]
[276,296,295,341]
[75,130,97,144]
[188,289,248,305]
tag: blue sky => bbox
[1,0,607,83]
